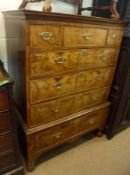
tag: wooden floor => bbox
[26,127,130,175]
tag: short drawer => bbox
[0,134,14,153]
[0,89,9,110]
[30,67,114,103]
[107,29,123,46]
[30,24,61,49]
[0,113,12,134]
[29,86,110,126]
[29,48,118,76]
[0,151,17,172]
[63,26,107,47]
[34,105,109,152]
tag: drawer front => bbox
[0,113,12,134]
[63,26,107,47]
[107,29,123,46]
[30,48,118,76]
[29,86,110,126]
[0,89,9,110]
[30,67,114,103]
[0,134,14,153]
[0,151,16,172]
[34,106,109,152]
[30,25,61,48]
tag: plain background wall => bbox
[0,0,22,69]
[0,0,93,69]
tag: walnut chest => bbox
[0,61,24,174]
[3,10,125,171]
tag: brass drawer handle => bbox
[55,57,65,64]
[88,118,96,124]
[82,33,92,40]
[53,131,63,139]
[111,33,119,40]
[80,50,88,56]
[54,82,62,89]
[99,53,108,60]
[91,96,97,101]
[51,103,61,113]
[95,71,101,80]
[95,75,101,80]
[76,72,86,82]
[77,72,86,78]
[38,32,53,40]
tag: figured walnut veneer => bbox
[3,10,126,171]
[30,48,118,76]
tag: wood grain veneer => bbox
[3,10,126,171]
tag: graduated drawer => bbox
[0,151,16,172]
[0,88,9,111]
[0,134,14,153]
[29,86,110,126]
[63,26,107,47]
[35,105,109,152]
[30,67,114,103]
[30,24,61,49]
[0,113,12,134]
[30,48,118,76]
[107,29,123,47]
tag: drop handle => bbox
[51,103,61,113]
[53,131,63,139]
[99,53,108,60]
[38,32,53,40]
[82,32,92,40]
[111,33,119,40]
[51,106,60,113]
[91,96,97,101]
[54,82,63,89]
[80,50,88,56]
[77,72,86,78]
[76,72,86,82]
[95,71,102,80]
[55,57,65,64]
[88,118,96,124]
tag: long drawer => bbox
[29,86,110,126]
[29,48,118,76]
[34,104,109,153]
[30,67,114,103]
